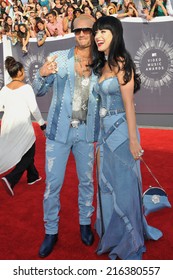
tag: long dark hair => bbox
[5,56,23,78]
[18,24,29,39]
[92,16,140,93]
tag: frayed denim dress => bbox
[94,77,162,260]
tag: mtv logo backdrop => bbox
[1,17,173,114]
[10,35,75,85]
[2,35,75,113]
[121,17,173,113]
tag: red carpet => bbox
[0,124,173,260]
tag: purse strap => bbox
[140,157,164,189]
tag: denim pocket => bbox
[105,121,128,152]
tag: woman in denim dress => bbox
[91,16,162,260]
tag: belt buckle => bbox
[71,119,80,128]
[99,107,107,118]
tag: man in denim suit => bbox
[32,15,99,258]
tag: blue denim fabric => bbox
[32,47,99,143]
[96,120,162,260]
[95,77,162,260]
[43,125,94,234]
[32,47,99,234]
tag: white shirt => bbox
[0,84,44,174]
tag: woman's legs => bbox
[2,143,40,194]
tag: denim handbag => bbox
[141,158,171,216]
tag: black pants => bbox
[5,143,39,188]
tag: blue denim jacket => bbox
[32,47,99,143]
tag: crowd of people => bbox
[19,13,163,260]
[0,0,173,49]
[0,1,170,261]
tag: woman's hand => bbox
[129,139,144,160]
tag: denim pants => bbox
[43,124,95,234]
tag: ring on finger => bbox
[139,150,144,157]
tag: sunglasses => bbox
[73,28,92,35]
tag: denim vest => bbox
[32,47,99,143]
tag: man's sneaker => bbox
[1,177,14,196]
[28,177,42,185]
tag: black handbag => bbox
[141,158,171,216]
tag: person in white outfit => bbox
[0,56,46,196]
